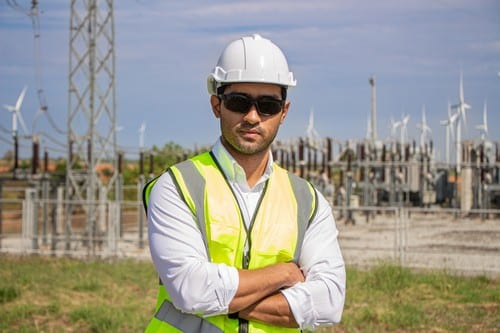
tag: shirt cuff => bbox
[280,283,316,330]
[214,264,239,315]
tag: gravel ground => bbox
[336,209,500,277]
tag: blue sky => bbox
[1,0,499,161]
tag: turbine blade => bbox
[15,86,27,111]
[4,104,15,112]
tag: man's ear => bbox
[280,101,290,124]
[210,95,221,118]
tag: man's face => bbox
[210,83,290,158]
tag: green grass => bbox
[0,255,498,333]
[329,263,499,333]
[0,255,157,333]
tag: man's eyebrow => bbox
[227,92,281,99]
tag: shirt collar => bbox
[211,138,274,188]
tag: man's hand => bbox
[239,292,300,328]
[279,262,305,288]
[228,262,304,314]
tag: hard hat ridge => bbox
[207,34,296,95]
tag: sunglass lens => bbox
[224,95,251,113]
[258,100,282,116]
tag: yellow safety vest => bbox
[143,152,318,333]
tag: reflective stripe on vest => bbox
[154,300,223,333]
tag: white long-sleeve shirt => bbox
[148,139,346,330]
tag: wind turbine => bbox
[306,108,321,148]
[416,105,432,149]
[400,113,410,146]
[139,122,146,150]
[3,86,29,137]
[475,100,488,141]
[389,117,401,140]
[451,71,471,172]
[440,102,458,165]
[451,71,471,133]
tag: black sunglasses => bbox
[219,93,285,116]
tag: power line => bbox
[0,134,12,146]
[29,2,67,135]
[41,144,67,155]
[42,109,66,135]
[5,0,30,15]
[0,123,12,135]
[6,0,67,136]
[37,131,66,148]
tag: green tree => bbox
[150,141,194,175]
[2,150,14,162]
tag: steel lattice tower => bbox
[66,0,117,248]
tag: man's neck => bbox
[221,141,270,188]
[234,151,269,188]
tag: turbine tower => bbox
[475,100,488,141]
[306,109,321,148]
[416,105,432,149]
[389,117,401,140]
[400,113,410,146]
[451,71,471,172]
[440,102,458,166]
[66,0,117,248]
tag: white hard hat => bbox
[207,34,296,95]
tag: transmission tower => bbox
[66,0,117,249]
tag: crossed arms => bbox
[229,262,305,327]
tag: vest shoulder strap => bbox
[283,168,319,261]
[142,175,160,216]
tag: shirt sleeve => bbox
[280,189,346,330]
[147,172,239,316]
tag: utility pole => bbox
[66,0,116,251]
[369,75,377,143]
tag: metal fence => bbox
[1,191,499,277]
[334,206,500,277]
[0,190,149,259]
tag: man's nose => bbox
[243,104,260,123]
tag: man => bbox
[145,34,345,332]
